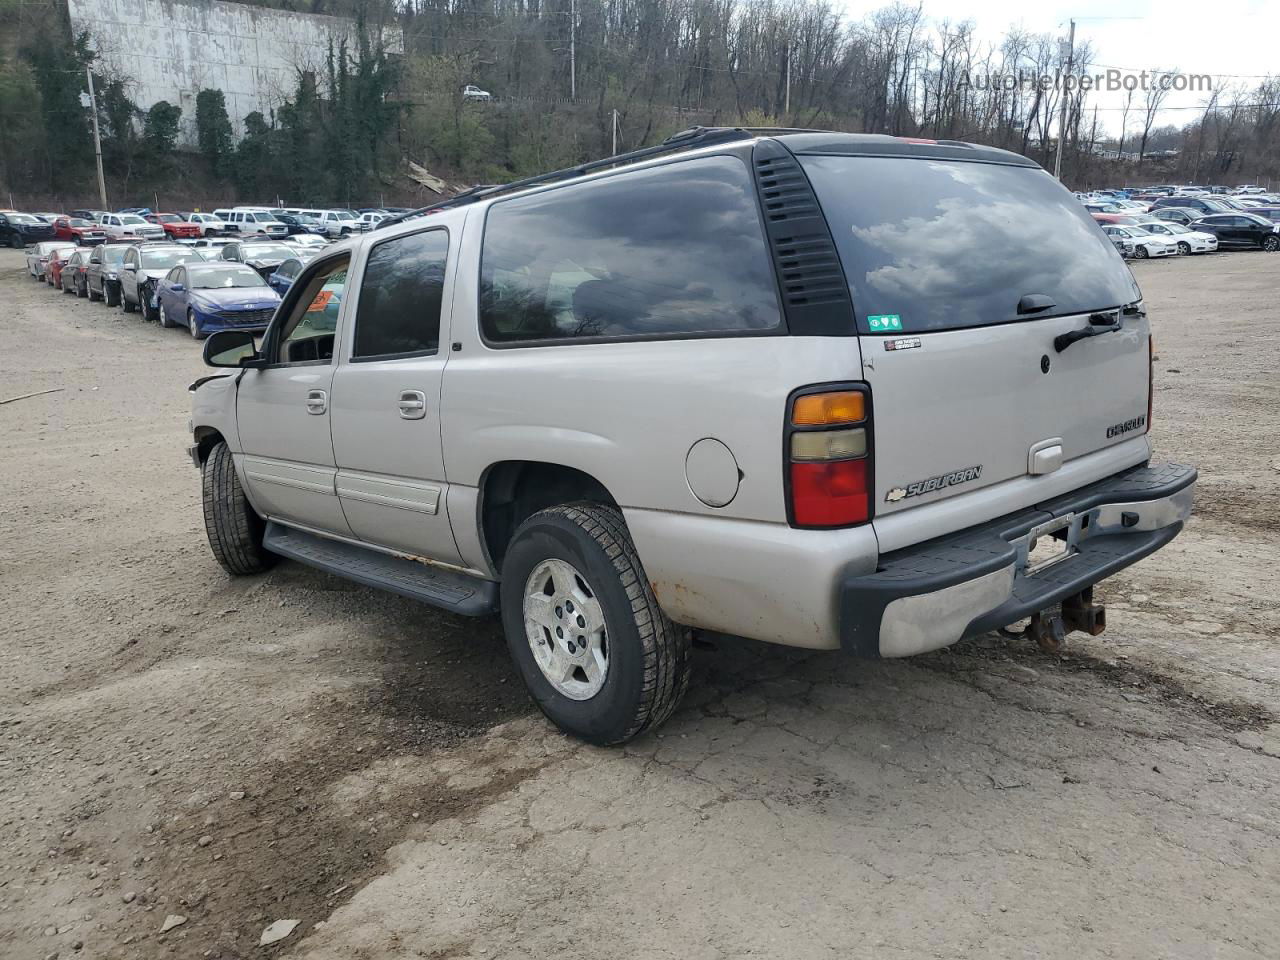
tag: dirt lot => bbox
[2,248,1279,960]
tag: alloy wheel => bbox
[522,558,609,700]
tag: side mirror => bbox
[203,329,261,368]
[171,282,185,292]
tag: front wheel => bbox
[1263,235,1279,252]
[188,309,206,339]
[202,441,275,575]
[1135,245,1150,259]
[158,301,174,328]
[1177,241,1191,256]
[104,281,120,308]
[500,503,692,745]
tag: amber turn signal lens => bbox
[791,391,865,426]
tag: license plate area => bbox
[1020,513,1080,576]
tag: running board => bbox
[262,522,498,617]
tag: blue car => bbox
[266,254,316,296]
[155,261,282,340]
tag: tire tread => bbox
[201,442,274,575]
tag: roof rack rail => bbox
[376,126,826,230]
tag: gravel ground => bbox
[1,247,1278,960]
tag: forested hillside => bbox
[2,0,1278,206]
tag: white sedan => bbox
[1140,221,1218,254]
[1101,225,1178,258]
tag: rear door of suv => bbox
[328,226,463,565]
[792,142,1152,549]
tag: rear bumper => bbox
[840,462,1196,658]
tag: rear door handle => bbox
[305,389,327,415]
[398,390,427,420]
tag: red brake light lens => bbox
[790,459,870,526]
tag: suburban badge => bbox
[886,465,984,502]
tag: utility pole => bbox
[569,0,576,101]
[1053,18,1075,181]
[85,67,108,209]
[784,42,791,117]
[611,108,618,154]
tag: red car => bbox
[46,246,83,288]
[52,216,107,245]
[145,213,202,239]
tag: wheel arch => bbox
[193,426,226,464]
[478,460,620,571]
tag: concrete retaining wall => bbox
[66,0,402,144]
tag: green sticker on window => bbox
[867,314,903,332]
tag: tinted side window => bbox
[480,155,781,344]
[353,230,448,359]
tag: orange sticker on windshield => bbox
[307,290,334,313]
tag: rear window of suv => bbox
[479,155,782,344]
[800,156,1142,333]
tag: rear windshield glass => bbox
[800,155,1141,333]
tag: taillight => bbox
[1152,335,1162,432]
[786,384,872,528]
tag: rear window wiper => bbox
[1054,310,1123,353]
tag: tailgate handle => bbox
[1054,311,1123,353]
[1017,293,1056,315]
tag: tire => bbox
[158,301,173,328]
[1177,241,1191,256]
[500,502,692,745]
[88,279,101,302]
[1263,235,1279,252]
[77,276,88,298]
[104,280,120,308]
[201,441,275,576]
[1135,246,1149,259]
[120,285,135,313]
[140,283,156,321]
[62,278,74,294]
[188,309,206,340]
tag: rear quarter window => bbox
[479,155,782,344]
[800,155,1142,333]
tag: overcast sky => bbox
[838,0,1278,137]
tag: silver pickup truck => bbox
[188,127,1197,745]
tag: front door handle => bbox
[398,390,427,420]
[305,389,327,415]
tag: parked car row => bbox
[1076,188,1280,258]
[20,232,334,339]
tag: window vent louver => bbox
[752,144,855,327]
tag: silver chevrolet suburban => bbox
[188,127,1197,745]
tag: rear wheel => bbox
[77,275,88,298]
[158,302,174,328]
[202,441,275,575]
[500,503,692,745]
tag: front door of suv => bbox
[329,228,461,564]
[235,254,354,535]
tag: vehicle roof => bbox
[370,127,1044,246]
